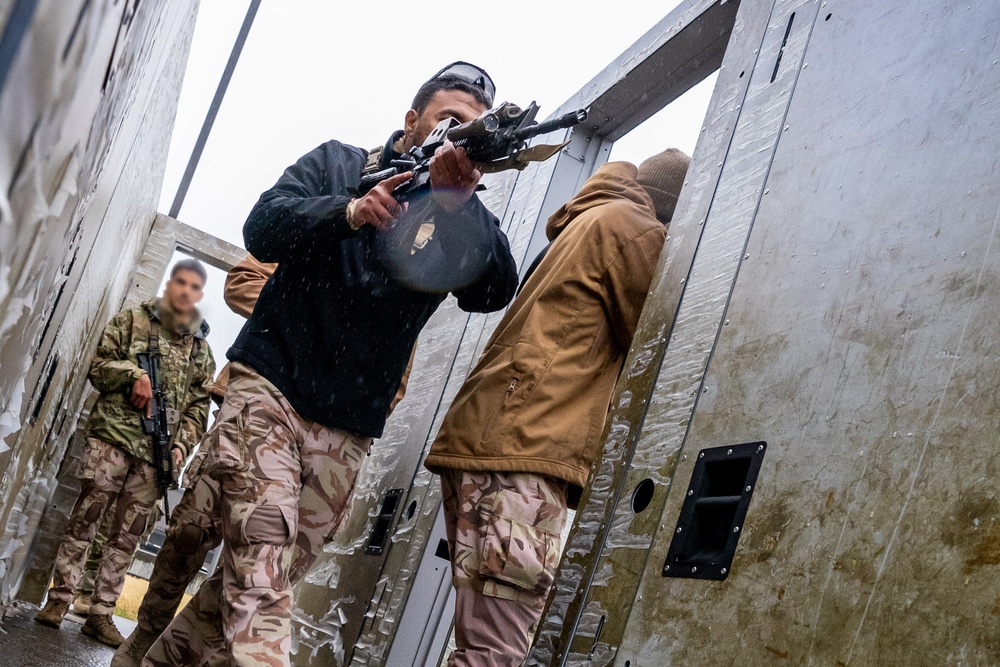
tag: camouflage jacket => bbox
[86,299,215,463]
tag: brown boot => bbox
[72,593,91,616]
[111,627,159,667]
[34,599,70,628]
[81,613,126,648]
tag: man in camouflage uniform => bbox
[34,258,216,648]
[112,254,277,667]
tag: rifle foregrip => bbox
[356,168,398,196]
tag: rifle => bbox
[135,351,178,522]
[355,101,588,202]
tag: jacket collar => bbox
[379,130,407,170]
[146,298,209,339]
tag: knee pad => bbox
[176,524,206,556]
[128,512,149,537]
[84,500,103,524]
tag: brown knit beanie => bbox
[635,148,691,224]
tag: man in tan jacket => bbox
[424,148,690,666]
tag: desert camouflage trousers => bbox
[440,469,569,667]
[143,362,371,667]
[77,497,162,601]
[49,437,160,616]
[134,447,218,638]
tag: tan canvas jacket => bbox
[424,162,667,493]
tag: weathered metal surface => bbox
[534,1,820,664]
[525,0,794,663]
[127,214,247,310]
[608,1,1000,665]
[0,0,199,607]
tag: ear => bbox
[404,108,419,139]
[194,289,204,305]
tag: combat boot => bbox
[81,612,126,648]
[111,627,159,667]
[34,598,69,628]
[72,593,91,616]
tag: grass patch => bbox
[114,575,192,621]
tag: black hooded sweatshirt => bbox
[228,135,518,437]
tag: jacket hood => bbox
[145,299,209,339]
[545,161,658,241]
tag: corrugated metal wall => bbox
[0,0,199,606]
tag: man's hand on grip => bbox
[131,373,153,418]
[429,143,481,212]
[352,171,412,230]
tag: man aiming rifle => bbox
[135,61,581,667]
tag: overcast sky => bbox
[158,0,719,367]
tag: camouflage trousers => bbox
[134,447,218,637]
[143,362,371,667]
[440,469,568,667]
[77,497,161,600]
[49,438,160,615]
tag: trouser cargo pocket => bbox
[478,488,565,596]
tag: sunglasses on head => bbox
[431,61,496,106]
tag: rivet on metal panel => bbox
[721,568,727,575]
[757,445,764,452]
[727,449,733,455]
[745,485,752,493]
[688,490,694,497]
[745,253,750,259]
[676,527,683,534]
[691,567,698,574]
[699,452,705,459]
[725,319,730,325]
[733,526,740,533]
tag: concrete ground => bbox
[0,604,137,667]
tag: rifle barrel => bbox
[514,108,588,141]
